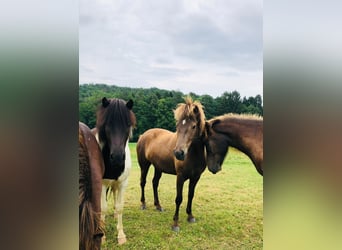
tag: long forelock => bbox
[96,99,136,140]
[174,97,206,135]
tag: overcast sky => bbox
[80,0,262,98]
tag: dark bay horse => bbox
[137,97,207,232]
[205,113,263,176]
[92,97,136,245]
[79,122,105,250]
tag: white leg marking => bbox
[116,182,127,245]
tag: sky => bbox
[79,0,262,98]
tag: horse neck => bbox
[219,119,262,161]
[188,136,206,158]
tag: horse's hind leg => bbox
[140,162,150,209]
[186,176,201,223]
[152,168,163,211]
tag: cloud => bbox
[80,0,263,98]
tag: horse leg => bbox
[114,181,127,245]
[186,176,200,223]
[140,163,150,209]
[152,169,163,211]
[172,175,185,232]
[113,187,119,219]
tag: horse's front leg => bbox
[186,176,200,223]
[114,181,127,245]
[172,175,184,232]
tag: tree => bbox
[155,98,176,131]
[79,84,263,142]
[199,94,216,119]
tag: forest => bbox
[79,83,263,142]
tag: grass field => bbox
[102,143,263,249]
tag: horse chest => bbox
[176,160,205,178]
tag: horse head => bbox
[96,97,136,171]
[204,119,228,174]
[173,97,206,161]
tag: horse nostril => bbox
[174,150,185,160]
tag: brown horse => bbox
[92,97,136,245]
[79,122,105,250]
[205,113,263,176]
[137,97,207,232]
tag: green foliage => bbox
[79,84,263,141]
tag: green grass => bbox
[102,143,263,249]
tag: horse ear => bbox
[205,121,211,136]
[102,97,110,108]
[126,99,134,110]
[193,105,199,114]
[211,119,221,129]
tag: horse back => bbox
[137,128,177,174]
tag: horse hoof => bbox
[171,225,180,232]
[188,217,196,223]
[118,237,127,245]
[141,205,146,210]
[156,207,164,212]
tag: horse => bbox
[137,97,207,232]
[205,113,263,176]
[79,122,105,250]
[92,97,136,245]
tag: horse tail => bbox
[136,134,150,168]
[79,197,95,250]
[79,179,104,250]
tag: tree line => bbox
[79,83,263,142]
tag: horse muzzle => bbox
[208,164,222,174]
[173,149,185,161]
[110,152,126,167]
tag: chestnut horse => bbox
[79,122,104,250]
[205,114,263,176]
[92,97,136,245]
[137,97,207,232]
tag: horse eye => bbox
[192,125,196,129]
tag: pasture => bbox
[102,143,263,249]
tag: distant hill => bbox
[79,83,263,142]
